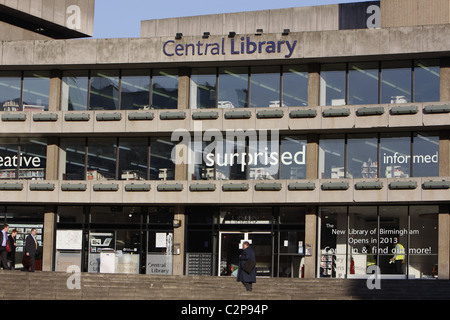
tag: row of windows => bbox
[0,133,439,182]
[0,59,440,112]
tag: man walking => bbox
[237,241,256,291]
[0,224,10,270]
[25,228,38,272]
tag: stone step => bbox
[1,270,449,300]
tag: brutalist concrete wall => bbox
[0,0,95,37]
[140,5,339,38]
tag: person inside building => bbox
[390,237,405,274]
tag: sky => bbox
[93,0,370,38]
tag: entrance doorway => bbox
[218,231,272,277]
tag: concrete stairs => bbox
[0,270,449,300]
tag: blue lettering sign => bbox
[162,37,297,58]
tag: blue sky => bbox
[93,0,369,38]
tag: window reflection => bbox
[23,71,50,111]
[218,67,248,109]
[120,70,150,110]
[318,135,345,179]
[280,136,307,179]
[414,60,440,103]
[348,62,379,105]
[61,71,89,111]
[190,68,217,109]
[152,69,178,109]
[87,137,117,180]
[215,138,247,180]
[347,134,378,179]
[250,66,280,108]
[381,61,412,104]
[150,137,175,180]
[0,138,19,180]
[60,138,86,181]
[320,64,346,106]
[89,70,119,110]
[188,140,214,180]
[118,137,149,180]
[412,132,439,177]
[0,72,21,111]
[380,133,411,178]
[282,66,308,107]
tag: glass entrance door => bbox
[219,231,272,277]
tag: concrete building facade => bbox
[0,0,448,281]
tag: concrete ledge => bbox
[0,100,447,135]
[0,177,448,205]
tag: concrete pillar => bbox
[308,63,320,107]
[306,134,319,180]
[304,63,321,278]
[49,70,61,112]
[438,205,450,279]
[177,67,190,110]
[171,68,189,275]
[172,205,186,276]
[41,71,61,271]
[304,205,317,278]
[440,131,450,177]
[42,206,56,271]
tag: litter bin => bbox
[100,248,116,273]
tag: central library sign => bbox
[163,36,298,58]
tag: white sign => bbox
[56,230,83,250]
[155,233,167,248]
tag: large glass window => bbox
[381,61,412,104]
[347,134,378,179]
[19,138,47,180]
[319,207,347,278]
[89,70,119,110]
[188,140,214,180]
[380,133,411,178]
[379,206,408,275]
[22,71,50,111]
[280,136,307,179]
[87,138,117,180]
[320,64,346,106]
[120,70,151,110]
[250,66,280,108]
[215,138,247,180]
[412,132,439,177]
[348,62,379,105]
[319,205,439,279]
[152,69,178,109]
[150,138,175,180]
[190,68,217,109]
[248,135,279,180]
[61,71,89,111]
[318,135,345,179]
[282,66,308,107]
[0,138,19,180]
[409,206,438,278]
[0,138,46,180]
[0,72,22,111]
[320,60,439,106]
[218,67,248,109]
[60,138,86,181]
[348,206,378,276]
[118,138,149,181]
[414,60,440,103]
